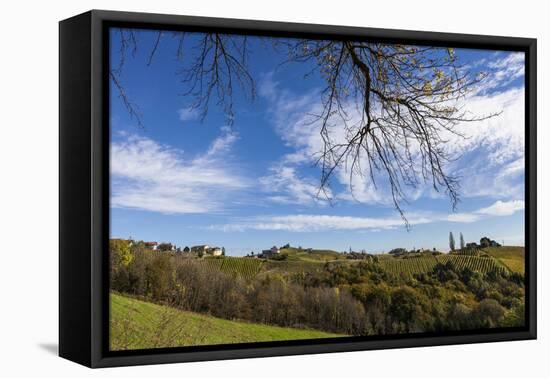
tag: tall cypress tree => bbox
[449,232,456,251]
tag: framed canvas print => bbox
[59,10,537,368]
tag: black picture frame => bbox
[59,9,537,368]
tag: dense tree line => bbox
[110,242,525,336]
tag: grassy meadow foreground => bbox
[110,241,526,351]
[110,293,341,350]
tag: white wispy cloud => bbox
[259,165,332,205]
[476,199,525,217]
[110,129,247,214]
[466,52,524,96]
[178,107,200,122]
[202,126,238,158]
[444,199,525,223]
[442,85,525,201]
[214,214,420,232]
[446,87,525,164]
[258,73,340,206]
[482,52,525,92]
[211,200,524,233]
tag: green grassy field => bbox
[279,247,346,262]
[484,246,525,274]
[110,293,344,351]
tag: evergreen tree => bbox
[449,232,456,251]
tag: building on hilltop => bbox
[480,237,501,248]
[157,242,176,252]
[465,237,501,250]
[261,246,280,258]
[208,247,223,256]
[191,245,210,254]
[190,245,223,256]
[144,241,159,250]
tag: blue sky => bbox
[110,29,526,255]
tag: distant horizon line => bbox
[109,236,525,256]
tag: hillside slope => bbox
[110,293,343,351]
[484,246,525,274]
[279,247,345,262]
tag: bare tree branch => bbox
[177,33,256,126]
[147,31,163,66]
[283,40,498,227]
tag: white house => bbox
[191,244,223,256]
[208,247,223,256]
[191,245,210,254]
[144,241,159,250]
